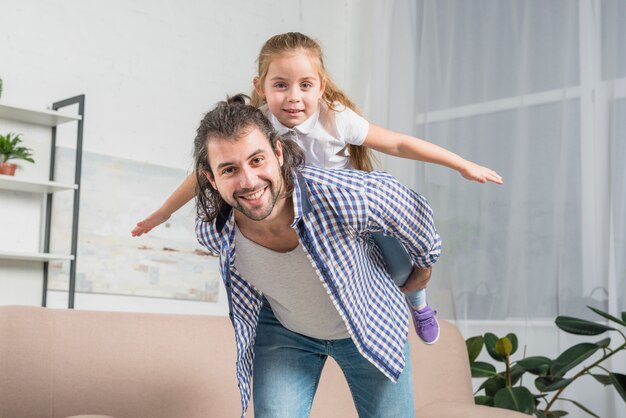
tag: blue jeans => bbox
[252,302,414,418]
[372,233,426,308]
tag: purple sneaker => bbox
[409,304,440,345]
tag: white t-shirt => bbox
[233,226,350,340]
[260,102,370,169]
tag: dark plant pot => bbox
[0,162,17,176]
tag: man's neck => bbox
[234,196,299,252]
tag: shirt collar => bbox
[292,108,319,135]
[291,170,312,227]
[267,107,319,136]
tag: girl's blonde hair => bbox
[251,32,374,172]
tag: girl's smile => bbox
[260,52,325,128]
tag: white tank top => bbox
[233,226,350,340]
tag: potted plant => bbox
[466,306,626,417]
[0,132,35,176]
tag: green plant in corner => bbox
[0,132,35,176]
[466,306,626,417]
[0,132,35,163]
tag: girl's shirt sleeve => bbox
[332,104,369,146]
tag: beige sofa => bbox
[0,305,525,418]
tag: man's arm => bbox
[195,217,220,256]
[364,171,442,269]
[399,266,432,293]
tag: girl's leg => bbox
[404,288,426,310]
[371,233,414,287]
[371,233,439,344]
[253,302,327,418]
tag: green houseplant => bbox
[466,306,626,417]
[0,132,35,176]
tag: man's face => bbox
[206,127,284,222]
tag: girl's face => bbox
[256,52,326,128]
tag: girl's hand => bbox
[460,161,503,184]
[131,210,171,237]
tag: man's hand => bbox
[399,266,432,293]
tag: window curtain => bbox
[365,1,624,416]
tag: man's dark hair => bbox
[194,94,305,222]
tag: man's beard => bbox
[232,176,283,221]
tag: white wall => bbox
[0,0,377,311]
[0,0,373,167]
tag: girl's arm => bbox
[363,124,503,184]
[131,173,198,237]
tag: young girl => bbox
[132,32,502,344]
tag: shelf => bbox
[0,101,81,127]
[0,175,77,193]
[0,251,74,262]
[0,95,84,308]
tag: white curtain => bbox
[366,1,624,416]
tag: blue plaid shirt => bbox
[196,166,441,416]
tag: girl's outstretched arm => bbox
[131,173,198,237]
[363,124,503,184]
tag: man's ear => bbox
[275,140,284,167]
[204,171,217,189]
[253,77,265,100]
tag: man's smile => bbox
[237,186,268,202]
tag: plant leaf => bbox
[471,361,498,378]
[622,311,626,323]
[545,411,569,418]
[506,333,519,356]
[466,335,484,363]
[589,373,612,386]
[551,342,600,377]
[494,386,535,413]
[516,356,552,375]
[555,316,615,335]
[587,305,626,326]
[535,411,548,418]
[0,132,35,163]
[484,332,506,362]
[535,376,573,392]
[609,372,626,403]
[560,397,601,418]
[480,375,506,397]
[508,365,527,386]
[474,395,493,406]
[496,336,513,357]
[594,337,611,349]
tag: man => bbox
[194,95,441,418]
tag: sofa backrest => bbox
[0,306,475,418]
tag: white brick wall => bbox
[0,0,371,168]
[0,0,378,308]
